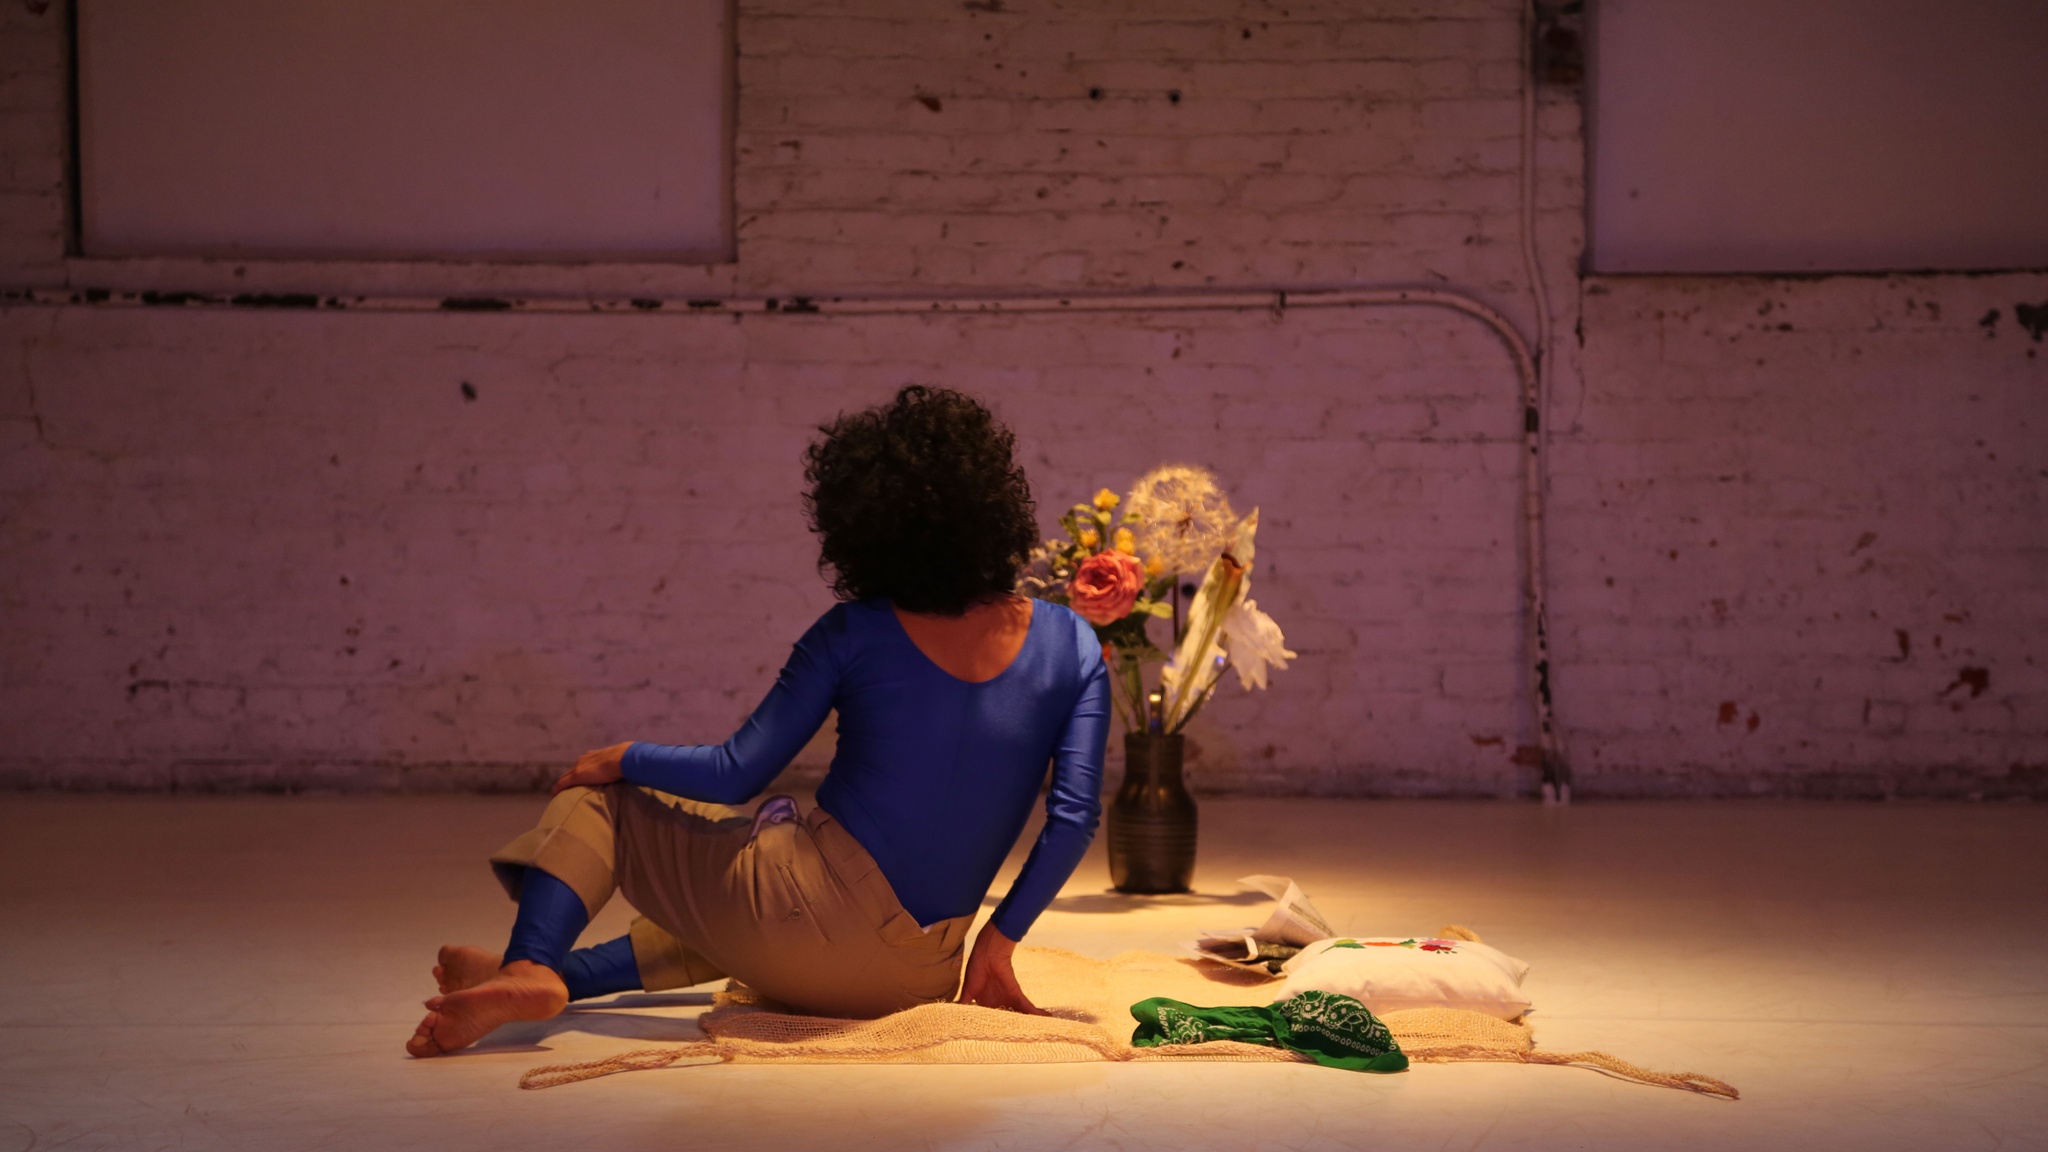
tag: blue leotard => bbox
[620,597,1111,941]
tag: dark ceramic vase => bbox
[1107,731,1197,894]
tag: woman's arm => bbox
[553,610,844,805]
[984,636,1112,942]
[550,741,633,793]
[958,638,1109,1013]
[956,922,1046,1015]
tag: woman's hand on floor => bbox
[957,924,1049,1015]
[550,742,631,795]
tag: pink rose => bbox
[1069,551,1146,625]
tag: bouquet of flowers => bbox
[1025,465,1295,734]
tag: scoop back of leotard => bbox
[816,598,1097,928]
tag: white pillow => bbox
[1276,935,1533,1021]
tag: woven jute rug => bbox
[522,932,1737,1099]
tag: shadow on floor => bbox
[1040,889,1269,914]
[462,1002,713,1053]
[579,991,718,1009]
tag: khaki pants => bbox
[488,785,970,1018]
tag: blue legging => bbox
[502,869,642,1001]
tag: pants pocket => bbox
[878,909,934,948]
[773,862,833,946]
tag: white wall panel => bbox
[78,0,731,261]
[1589,0,2048,273]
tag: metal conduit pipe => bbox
[1518,0,1568,805]
[3,281,1567,798]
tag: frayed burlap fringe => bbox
[521,939,1737,1100]
[1375,1007,1738,1098]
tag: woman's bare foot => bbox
[406,960,568,1058]
[433,945,504,994]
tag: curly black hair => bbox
[803,385,1038,616]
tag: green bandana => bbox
[1129,990,1409,1073]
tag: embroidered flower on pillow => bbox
[1328,937,1461,954]
[1278,935,1533,1021]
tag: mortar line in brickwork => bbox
[0,281,1566,800]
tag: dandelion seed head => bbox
[1123,464,1239,575]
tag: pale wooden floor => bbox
[3,794,2044,1151]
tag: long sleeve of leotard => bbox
[619,615,840,805]
[988,649,1111,941]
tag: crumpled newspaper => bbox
[1187,875,1336,976]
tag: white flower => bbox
[1158,509,1291,729]
[1221,597,1295,692]
[1159,510,1255,731]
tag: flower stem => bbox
[1120,653,1146,734]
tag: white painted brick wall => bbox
[1,0,2042,796]
[1556,277,2047,796]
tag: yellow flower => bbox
[1093,488,1121,512]
[1078,528,1101,550]
[1113,527,1137,555]
[1145,555,1166,578]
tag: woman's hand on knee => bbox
[551,742,631,795]
[957,924,1049,1016]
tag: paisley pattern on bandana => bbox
[1129,991,1409,1073]
[1277,991,1399,1058]
[1153,1004,1218,1045]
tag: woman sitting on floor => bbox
[409,385,1110,1056]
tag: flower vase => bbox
[1107,731,1197,894]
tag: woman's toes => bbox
[406,1014,444,1058]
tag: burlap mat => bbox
[521,942,1737,1098]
